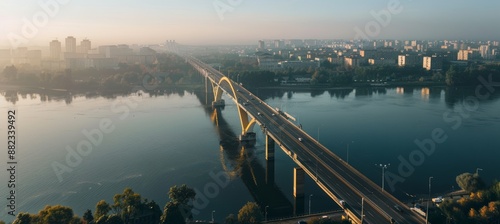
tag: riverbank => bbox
[0,82,204,94]
[256,82,447,91]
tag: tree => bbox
[95,215,109,224]
[12,213,32,224]
[487,201,500,220]
[3,65,17,81]
[112,188,142,218]
[469,208,479,219]
[238,202,263,224]
[96,214,124,224]
[95,200,111,220]
[163,184,196,221]
[168,184,196,205]
[160,202,185,224]
[225,214,237,224]
[456,173,486,193]
[105,215,124,224]
[445,66,457,86]
[311,70,328,84]
[144,200,163,224]
[37,205,78,224]
[83,209,94,223]
[432,72,444,82]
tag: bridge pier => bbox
[265,135,275,161]
[239,132,256,146]
[265,135,275,185]
[293,167,305,216]
[266,160,275,186]
[212,99,225,107]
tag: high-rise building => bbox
[423,56,442,71]
[360,49,376,58]
[80,39,91,54]
[344,56,360,69]
[50,40,61,60]
[65,36,76,53]
[458,50,470,61]
[398,54,421,67]
[479,45,492,60]
[258,40,265,49]
[274,40,284,49]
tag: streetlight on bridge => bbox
[426,177,433,224]
[376,163,390,192]
[361,197,365,224]
[476,168,483,176]
[309,194,313,215]
[211,210,215,223]
[265,206,269,221]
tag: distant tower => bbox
[65,36,76,53]
[80,38,91,54]
[274,40,283,49]
[480,45,491,60]
[50,39,61,60]
[258,40,265,49]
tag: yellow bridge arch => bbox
[212,77,256,136]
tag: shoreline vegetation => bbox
[3,185,350,224]
[3,174,499,223]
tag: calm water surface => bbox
[0,86,499,222]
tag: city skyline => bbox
[1,0,499,48]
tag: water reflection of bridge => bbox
[194,91,294,218]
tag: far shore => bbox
[0,82,204,93]
[256,82,448,91]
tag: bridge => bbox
[176,52,426,224]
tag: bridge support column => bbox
[265,135,275,185]
[265,135,275,161]
[293,167,305,216]
[205,76,209,105]
[265,160,275,186]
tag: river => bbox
[1,85,499,222]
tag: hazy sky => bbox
[0,0,499,48]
